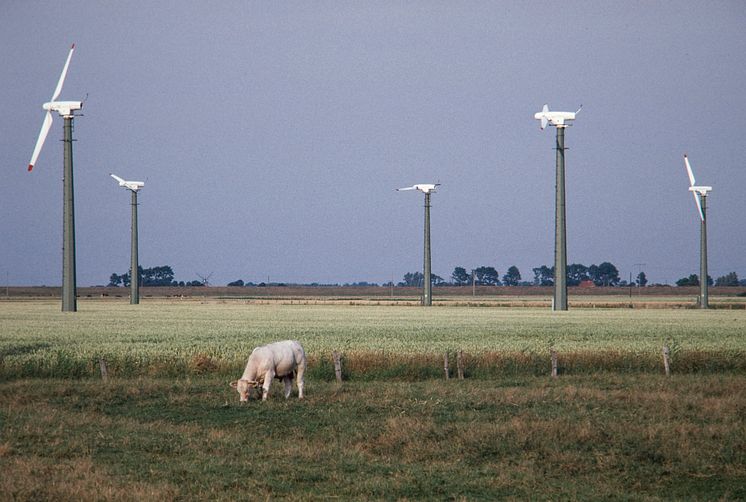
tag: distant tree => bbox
[636,271,648,287]
[186,280,204,287]
[474,266,500,286]
[567,263,589,286]
[432,274,446,286]
[715,272,739,287]
[108,265,175,287]
[588,262,620,286]
[451,267,470,286]
[502,266,521,286]
[400,272,424,287]
[532,265,554,286]
[118,271,132,288]
[227,279,245,287]
[676,274,700,287]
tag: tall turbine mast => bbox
[28,44,83,312]
[111,174,145,304]
[396,183,440,306]
[684,154,712,309]
[534,104,581,311]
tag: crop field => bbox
[1,299,746,500]
[1,299,745,379]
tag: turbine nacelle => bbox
[534,104,582,129]
[111,174,145,192]
[396,183,440,194]
[689,186,712,196]
[43,100,83,117]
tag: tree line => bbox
[675,271,742,287]
[107,264,744,288]
[108,266,207,287]
[394,263,624,287]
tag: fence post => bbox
[332,351,343,383]
[444,352,450,380]
[662,346,671,376]
[550,349,558,378]
[456,350,464,380]
[98,358,108,380]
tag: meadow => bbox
[1,300,746,379]
[1,299,746,500]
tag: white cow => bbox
[229,340,306,402]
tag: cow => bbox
[229,340,306,402]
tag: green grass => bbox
[1,375,745,500]
[2,300,746,499]
[1,300,745,379]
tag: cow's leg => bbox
[261,370,274,401]
[296,363,305,399]
[283,376,292,398]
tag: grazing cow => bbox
[229,340,306,402]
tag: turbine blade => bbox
[51,44,75,102]
[396,186,416,191]
[541,116,548,129]
[110,174,125,184]
[684,154,696,186]
[28,111,53,172]
[692,192,704,221]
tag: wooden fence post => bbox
[550,349,558,378]
[456,350,464,380]
[444,352,450,380]
[332,351,343,383]
[98,358,108,380]
[662,346,671,376]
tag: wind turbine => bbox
[684,154,712,309]
[534,104,582,311]
[397,183,439,306]
[28,44,83,312]
[111,174,145,305]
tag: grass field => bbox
[2,376,745,500]
[1,299,746,499]
[1,300,745,379]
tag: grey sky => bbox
[2,1,745,286]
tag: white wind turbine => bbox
[28,44,84,312]
[534,103,582,311]
[396,183,440,306]
[111,174,145,304]
[684,154,712,309]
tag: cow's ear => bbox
[229,380,238,389]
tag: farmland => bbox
[1,299,746,379]
[1,299,746,500]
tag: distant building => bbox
[579,280,596,288]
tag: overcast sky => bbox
[2,1,745,286]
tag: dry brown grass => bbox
[0,456,179,502]
[2,375,745,500]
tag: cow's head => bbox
[229,379,259,402]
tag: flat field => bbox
[1,299,745,378]
[1,300,746,500]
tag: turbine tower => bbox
[111,174,145,305]
[684,155,712,309]
[534,104,581,311]
[28,44,83,312]
[397,184,439,306]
